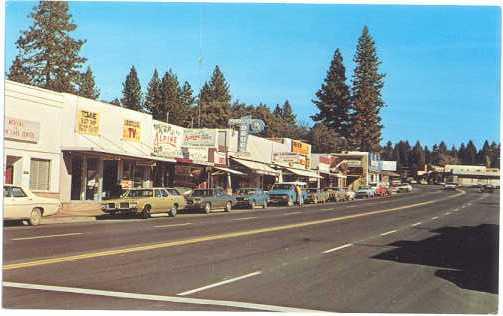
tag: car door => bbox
[7,187,33,219]
[160,189,173,211]
[151,189,164,213]
[214,189,225,208]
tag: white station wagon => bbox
[4,185,61,225]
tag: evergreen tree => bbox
[308,123,341,153]
[10,1,86,93]
[424,145,431,165]
[381,141,393,160]
[77,66,100,99]
[281,100,297,125]
[198,65,232,128]
[7,56,31,84]
[109,98,121,106]
[179,81,196,127]
[312,48,352,141]
[458,143,467,164]
[144,69,162,117]
[465,140,478,165]
[489,141,500,168]
[273,104,283,118]
[410,141,426,172]
[121,65,143,112]
[349,26,386,152]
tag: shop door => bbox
[71,157,82,200]
[103,160,118,198]
[4,165,13,184]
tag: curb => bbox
[41,216,97,225]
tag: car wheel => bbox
[250,201,256,209]
[263,200,268,209]
[141,205,151,219]
[225,201,232,212]
[169,205,177,217]
[28,208,42,226]
[204,202,211,214]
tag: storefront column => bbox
[80,155,87,200]
[227,172,232,194]
[117,160,123,183]
[96,158,104,201]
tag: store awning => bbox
[231,158,280,176]
[212,166,247,176]
[61,146,176,163]
[285,167,323,179]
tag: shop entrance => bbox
[103,160,119,198]
[70,157,82,200]
[4,156,21,185]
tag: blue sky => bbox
[5,2,501,148]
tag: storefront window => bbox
[30,158,50,191]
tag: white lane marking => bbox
[321,208,334,211]
[322,243,353,254]
[3,281,320,312]
[380,230,397,236]
[445,212,451,215]
[411,222,422,227]
[283,211,302,216]
[431,216,439,220]
[231,217,258,221]
[153,223,192,228]
[12,233,83,241]
[177,271,262,296]
[453,208,460,212]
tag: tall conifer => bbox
[121,65,143,112]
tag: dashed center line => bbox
[445,212,451,215]
[431,216,439,220]
[380,230,397,236]
[411,222,422,227]
[153,223,192,228]
[12,233,84,241]
[177,271,262,296]
[322,243,353,254]
[231,217,258,221]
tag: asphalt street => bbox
[2,185,499,312]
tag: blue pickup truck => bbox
[267,182,308,207]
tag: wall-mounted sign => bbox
[273,152,307,168]
[209,149,227,166]
[291,140,311,156]
[77,110,100,136]
[181,147,209,164]
[228,116,265,152]
[184,129,216,147]
[346,159,362,168]
[153,123,184,158]
[379,161,397,171]
[122,120,141,142]
[5,117,40,143]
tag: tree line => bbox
[381,140,500,171]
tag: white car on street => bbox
[4,185,61,225]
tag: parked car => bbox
[185,187,236,213]
[397,183,413,193]
[375,185,391,197]
[325,187,348,202]
[4,185,62,226]
[268,182,307,206]
[101,187,186,218]
[345,189,356,201]
[305,188,329,204]
[355,186,375,199]
[479,184,495,193]
[234,188,269,209]
[419,179,428,185]
[443,182,457,191]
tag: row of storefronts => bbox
[4,80,395,202]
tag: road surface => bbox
[2,185,499,312]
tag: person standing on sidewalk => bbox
[296,184,303,208]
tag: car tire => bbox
[204,202,211,214]
[169,205,177,217]
[141,205,151,219]
[250,201,256,209]
[28,208,42,226]
[225,201,232,212]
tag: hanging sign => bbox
[122,120,141,142]
[76,110,100,136]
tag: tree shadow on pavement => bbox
[371,224,499,294]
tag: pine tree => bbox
[273,104,283,118]
[121,65,143,112]
[458,143,467,164]
[308,123,341,153]
[198,65,232,128]
[465,140,478,165]
[109,98,121,106]
[478,140,491,167]
[7,56,31,84]
[77,66,100,99]
[349,26,386,152]
[144,69,162,117]
[179,81,195,127]
[381,141,394,160]
[312,48,352,141]
[424,145,431,165]
[410,141,426,172]
[10,1,86,93]
[159,69,189,125]
[281,100,297,126]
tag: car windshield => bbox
[191,189,212,197]
[272,184,294,190]
[238,189,256,195]
[125,189,153,198]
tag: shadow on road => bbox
[372,224,499,294]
